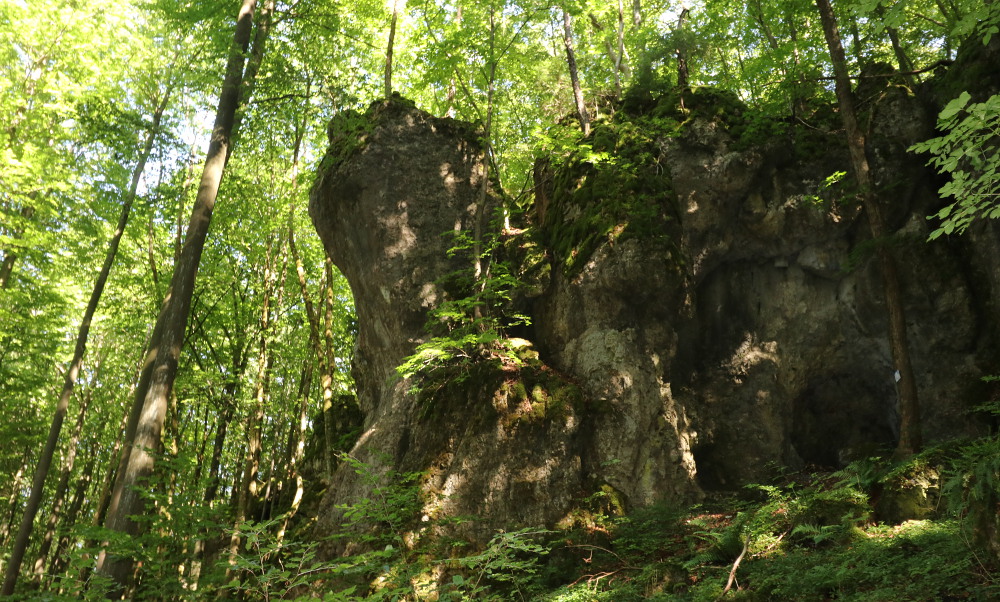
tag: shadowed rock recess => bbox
[310,89,999,550]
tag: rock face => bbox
[309,99,586,546]
[310,85,998,549]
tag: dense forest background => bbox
[1,0,999,599]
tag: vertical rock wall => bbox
[309,99,591,547]
[310,86,998,550]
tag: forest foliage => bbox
[1,0,999,598]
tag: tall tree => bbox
[814,0,922,457]
[386,0,404,97]
[95,0,263,591]
[562,7,590,136]
[227,236,282,575]
[0,84,171,597]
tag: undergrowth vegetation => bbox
[325,434,997,600]
[28,430,998,600]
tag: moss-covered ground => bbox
[529,457,999,601]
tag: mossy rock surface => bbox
[540,117,680,276]
[411,349,583,429]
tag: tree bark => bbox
[445,4,462,116]
[0,447,30,549]
[187,373,239,591]
[277,359,313,545]
[322,257,340,432]
[674,8,690,93]
[230,0,275,152]
[95,1,259,593]
[227,238,279,575]
[562,8,590,136]
[47,453,96,583]
[385,0,401,98]
[615,0,629,92]
[814,0,921,458]
[1,86,170,596]
[0,205,36,290]
[288,220,338,477]
[32,379,96,582]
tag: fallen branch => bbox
[718,536,750,599]
[567,566,644,588]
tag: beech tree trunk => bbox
[675,8,690,92]
[814,0,922,458]
[277,359,313,544]
[289,221,339,477]
[0,447,30,549]
[0,205,34,289]
[446,4,462,116]
[1,86,170,596]
[96,1,259,593]
[187,378,239,590]
[227,239,279,575]
[615,0,629,92]
[47,454,96,582]
[385,0,401,98]
[562,8,590,136]
[33,381,96,582]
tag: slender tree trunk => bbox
[887,28,916,86]
[257,450,278,522]
[615,0,629,93]
[191,402,212,487]
[850,22,864,67]
[230,0,275,152]
[471,6,499,311]
[385,0,401,98]
[1,87,170,596]
[0,205,36,289]
[0,447,30,549]
[446,3,462,117]
[176,144,199,266]
[749,0,800,117]
[96,1,259,593]
[33,379,96,582]
[277,360,313,545]
[562,8,590,136]
[785,12,809,120]
[814,0,921,458]
[288,220,337,477]
[90,406,128,534]
[187,388,237,591]
[47,453,96,583]
[188,336,247,591]
[227,239,279,575]
[75,401,129,589]
[322,256,340,425]
[751,0,781,51]
[674,8,690,93]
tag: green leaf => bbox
[939,92,971,121]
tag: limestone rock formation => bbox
[310,99,587,547]
[309,83,998,550]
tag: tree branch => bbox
[817,59,953,80]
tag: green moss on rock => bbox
[540,118,680,276]
[411,343,582,428]
[322,109,374,169]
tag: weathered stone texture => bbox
[309,87,998,550]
